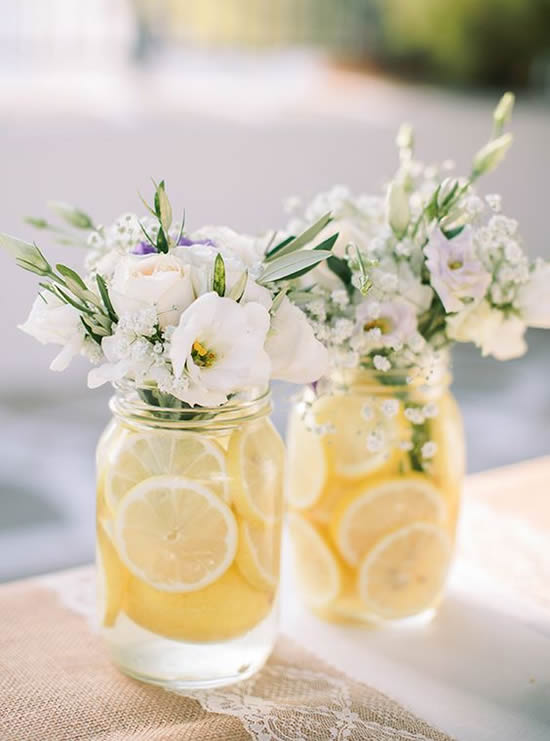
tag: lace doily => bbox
[39,568,447,741]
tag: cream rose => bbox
[110,253,195,328]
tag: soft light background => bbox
[1,0,549,582]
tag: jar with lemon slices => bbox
[96,383,284,688]
[287,361,464,625]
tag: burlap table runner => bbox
[0,570,452,741]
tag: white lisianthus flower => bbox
[447,299,527,360]
[188,227,265,271]
[356,298,418,351]
[424,227,491,312]
[518,259,550,328]
[110,253,195,329]
[265,297,328,383]
[169,292,271,406]
[20,294,86,371]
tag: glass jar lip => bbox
[110,382,272,431]
[320,353,452,394]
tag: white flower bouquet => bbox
[283,93,549,377]
[1,182,334,407]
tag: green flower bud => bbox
[49,201,95,230]
[0,233,51,275]
[472,133,513,177]
[387,182,410,239]
[493,92,515,129]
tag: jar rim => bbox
[110,382,272,431]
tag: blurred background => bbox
[0,0,549,583]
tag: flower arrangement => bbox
[1,182,335,406]
[282,93,550,381]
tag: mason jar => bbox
[96,384,284,689]
[286,359,464,625]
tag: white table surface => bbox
[280,529,550,741]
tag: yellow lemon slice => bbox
[236,520,282,591]
[313,393,403,479]
[287,512,340,608]
[227,418,285,526]
[357,522,452,619]
[431,393,466,489]
[286,407,327,509]
[331,475,447,566]
[115,475,237,593]
[96,522,125,628]
[124,567,273,642]
[105,431,228,512]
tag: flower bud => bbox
[49,201,95,230]
[0,233,51,275]
[493,92,515,129]
[386,182,410,239]
[436,178,459,210]
[472,133,513,177]
[396,123,414,152]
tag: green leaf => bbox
[176,210,186,245]
[96,274,119,322]
[353,245,372,296]
[443,226,465,240]
[80,316,106,344]
[264,235,294,260]
[24,217,49,229]
[264,212,332,261]
[49,202,95,230]
[138,221,157,248]
[212,253,226,297]
[156,226,169,254]
[259,249,332,283]
[56,264,87,290]
[326,255,352,286]
[227,269,248,301]
[0,233,51,275]
[270,288,288,315]
[50,284,95,315]
[313,233,338,253]
[154,180,173,232]
[138,191,157,217]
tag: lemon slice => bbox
[313,393,402,479]
[105,431,228,512]
[286,407,327,509]
[236,520,282,591]
[115,475,237,593]
[357,522,452,619]
[431,394,465,489]
[288,512,340,608]
[227,418,285,526]
[331,475,447,566]
[124,566,273,642]
[96,522,125,627]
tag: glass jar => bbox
[286,361,464,625]
[96,384,284,689]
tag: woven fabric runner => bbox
[0,575,452,741]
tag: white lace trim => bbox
[38,568,441,741]
[182,666,440,741]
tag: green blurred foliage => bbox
[374,0,550,86]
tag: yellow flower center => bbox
[448,259,463,270]
[191,340,217,368]
[364,317,393,335]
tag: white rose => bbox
[518,259,550,328]
[20,293,86,371]
[169,292,271,406]
[447,299,527,360]
[110,253,195,328]
[188,227,264,270]
[265,297,328,383]
[424,227,491,312]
